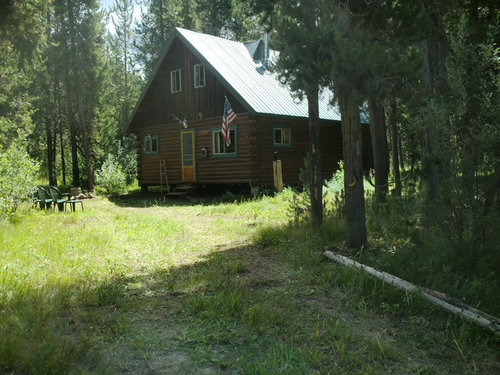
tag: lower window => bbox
[144,135,159,154]
[273,126,291,147]
[212,127,237,157]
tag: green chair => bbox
[30,187,42,208]
[49,186,84,212]
[36,186,53,210]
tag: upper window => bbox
[273,126,291,147]
[170,69,181,93]
[144,135,159,154]
[212,127,237,157]
[194,63,206,88]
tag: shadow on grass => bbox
[1,240,315,374]
[106,190,259,209]
[3,229,500,375]
[107,192,206,208]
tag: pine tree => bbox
[50,0,104,189]
[259,0,331,226]
[109,0,136,124]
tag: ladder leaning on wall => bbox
[160,160,169,194]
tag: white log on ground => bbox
[323,250,500,334]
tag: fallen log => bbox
[323,250,500,334]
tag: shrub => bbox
[0,140,39,220]
[115,138,137,185]
[96,155,127,195]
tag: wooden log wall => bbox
[137,113,257,186]
[255,117,340,186]
[254,117,373,186]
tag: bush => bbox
[0,141,39,220]
[96,155,127,195]
[115,138,137,185]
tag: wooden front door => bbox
[181,130,196,182]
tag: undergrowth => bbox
[0,191,498,374]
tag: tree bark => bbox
[44,9,57,187]
[308,85,322,226]
[388,100,401,196]
[55,80,66,186]
[76,93,95,191]
[59,119,66,185]
[69,119,79,187]
[82,126,94,191]
[64,1,80,187]
[421,38,439,202]
[339,89,367,248]
[46,121,57,186]
[398,133,405,171]
[368,97,389,201]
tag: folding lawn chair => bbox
[36,186,54,210]
[49,186,84,212]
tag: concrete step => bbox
[172,185,198,195]
[165,191,188,198]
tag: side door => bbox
[180,130,196,183]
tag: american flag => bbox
[222,97,236,147]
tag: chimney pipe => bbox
[263,32,269,60]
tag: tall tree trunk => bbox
[421,3,449,203]
[76,94,94,191]
[65,71,79,187]
[64,1,80,187]
[44,9,57,187]
[69,119,79,187]
[388,100,401,196]
[52,125,58,183]
[398,134,405,171]
[82,125,94,190]
[368,97,389,201]
[421,39,439,202]
[59,121,66,185]
[339,89,367,248]
[308,85,322,226]
[46,121,57,186]
[55,80,66,185]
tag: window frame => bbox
[272,125,292,147]
[170,69,182,93]
[194,63,206,88]
[211,126,238,158]
[144,135,159,155]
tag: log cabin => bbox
[126,27,372,192]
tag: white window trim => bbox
[170,69,181,93]
[194,63,206,88]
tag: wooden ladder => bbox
[160,160,169,193]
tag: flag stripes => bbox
[222,97,236,147]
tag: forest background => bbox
[0,0,499,318]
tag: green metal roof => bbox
[176,28,341,120]
[127,28,342,131]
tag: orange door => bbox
[181,130,196,182]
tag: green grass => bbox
[0,191,498,374]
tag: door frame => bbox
[180,129,196,183]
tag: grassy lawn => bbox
[0,191,498,374]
